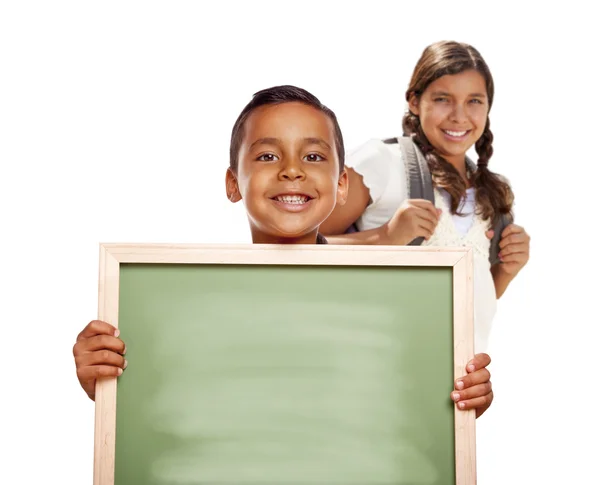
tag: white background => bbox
[1,1,598,484]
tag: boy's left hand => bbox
[451,353,493,419]
[497,223,530,275]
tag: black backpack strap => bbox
[316,233,329,244]
[397,137,434,246]
[489,212,513,265]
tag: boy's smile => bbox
[269,191,315,213]
[226,102,348,244]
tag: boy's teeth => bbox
[276,195,309,204]
[445,130,467,137]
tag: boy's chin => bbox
[251,224,320,244]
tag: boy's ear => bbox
[408,93,420,116]
[225,168,242,203]
[336,168,349,206]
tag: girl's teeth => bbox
[276,195,309,204]
[445,130,467,137]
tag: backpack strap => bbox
[488,211,513,265]
[396,137,434,246]
[316,233,329,244]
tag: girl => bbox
[321,41,530,359]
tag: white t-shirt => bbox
[346,138,497,354]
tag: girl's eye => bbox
[304,153,325,162]
[257,153,278,162]
[434,97,449,103]
[469,98,484,104]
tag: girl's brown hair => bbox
[402,41,513,224]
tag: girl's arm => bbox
[451,353,493,419]
[321,168,440,245]
[491,265,516,299]
[320,168,389,245]
[490,224,531,298]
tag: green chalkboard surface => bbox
[94,244,475,485]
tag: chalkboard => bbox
[94,244,475,484]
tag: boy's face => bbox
[226,102,348,244]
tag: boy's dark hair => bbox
[229,85,345,174]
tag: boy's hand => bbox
[73,320,127,401]
[383,199,441,245]
[451,353,493,418]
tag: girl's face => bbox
[410,69,489,167]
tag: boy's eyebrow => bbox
[303,137,331,150]
[248,137,332,150]
[249,137,281,150]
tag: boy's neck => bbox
[251,228,321,245]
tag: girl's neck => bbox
[444,154,472,187]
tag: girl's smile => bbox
[441,129,472,142]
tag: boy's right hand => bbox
[73,320,127,401]
[383,199,441,245]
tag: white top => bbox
[346,138,497,354]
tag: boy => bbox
[73,85,492,417]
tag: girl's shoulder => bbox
[344,137,409,206]
[346,136,406,170]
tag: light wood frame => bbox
[94,243,476,484]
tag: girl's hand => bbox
[496,224,530,275]
[73,320,127,401]
[382,199,441,245]
[451,353,493,418]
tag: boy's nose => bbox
[278,159,306,181]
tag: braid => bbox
[471,118,514,222]
[475,118,494,168]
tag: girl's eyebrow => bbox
[431,91,486,98]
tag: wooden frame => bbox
[94,243,475,484]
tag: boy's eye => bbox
[257,153,279,162]
[304,153,325,162]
